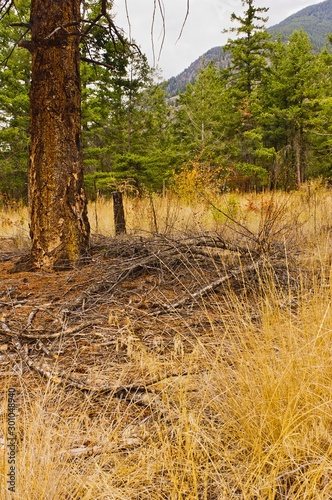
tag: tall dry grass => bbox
[2,280,332,498]
[1,184,332,498]
[0,202,29,248]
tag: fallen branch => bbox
[1,320,103,339]
[153,260,262,316]
[10,333,197,408]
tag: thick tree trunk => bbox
[28,0,90,270]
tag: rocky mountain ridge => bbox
[166,0,332,96]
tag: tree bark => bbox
[28,0,90,270]
[112,191,126,235]
[294,127,305,188]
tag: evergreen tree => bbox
[171,64,225,156]
[0,0,30,201]
[304,45,332,180]
[82,50,172,193]
[223,0,271,97]
[256,31,322,187]
[0,1,172,202]
[0,0,188,269]
[218,0,273,189]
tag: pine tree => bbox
[223,0,271,97]
[218,0,272,189]
[256,31,321,187]
[0,0,189,269]
[171,64,226,158]
[0,0,30,201]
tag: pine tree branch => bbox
[9,22,31,28]
[1,28,31,64]
[81,56,115,70]
[0,0,13,22]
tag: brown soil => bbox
[0,233,294,407]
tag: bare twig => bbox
[208,200,258,243]
[81,56,115,70]
[1,320,103,339]
[151,0,166,64]
[0,0,13,22]
[10,332,196,408]
[1,28,31,65]
[176,0,190,42]
[153,260,262,315]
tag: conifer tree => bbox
[223,0,271,97]
[256,31,320,186]
[0,0,30,201]
[0,0,185,269]
[219,0,272,188]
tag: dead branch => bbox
[1,27,31,64]
[10,333,196,410]
[208,200,258,244]
[153,260,262,315]
[1,319,103,339]
[176,0,190,42]
[81,56,115,70]
[0,321,11,334]
[66,248,179,308]
[101,0,127,47]
[9,22,31,28]
[81,14,103,36]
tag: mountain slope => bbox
[166,47,230,96]
[268,0,332,48]
[166,0,332,96]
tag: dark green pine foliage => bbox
[223,0,271,97]
[220,0,273,189]
[255,31,327,187]
[82,48,172,195]
[308,46,332,179]
[0,0,30,202]
[170,64,226,157]
[0,0,172,201]
[80,14,172,195]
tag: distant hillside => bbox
[166,47,231,96]
[268,0,332,48]
[166,0,332,96]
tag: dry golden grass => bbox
[0,202,29,248]
[1,184,332,499]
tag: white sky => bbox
[113,0,324,79]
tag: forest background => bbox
[1,0,332,204]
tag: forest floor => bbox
[1,191,332,498]
[0,232,272,400]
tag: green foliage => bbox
[0,1,172,199]
[1,0,332,200]
[169,1,332,192]
[84,171,116,200]
[113,150,175,191]
[254,30,331,186]
[171,64,226,154]
[229,162,269,191]
[223,0,271,96]
[0,0,31,200]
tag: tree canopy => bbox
[0,0,332,222]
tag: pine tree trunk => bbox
[112,191,127,235]
[294,128,305,188]
[28,0,90,270]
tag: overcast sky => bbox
[113,0,324,79]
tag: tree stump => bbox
[112,191,126,235]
